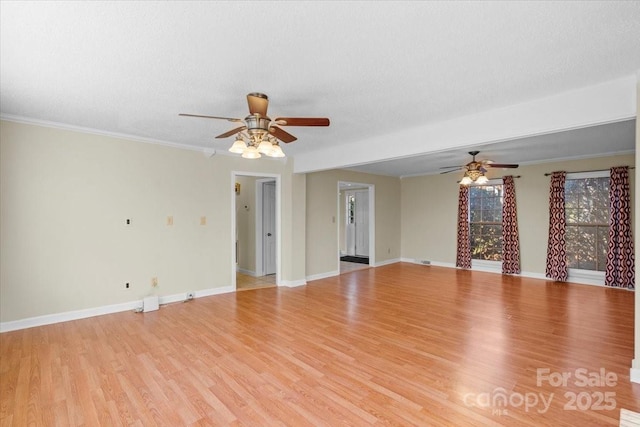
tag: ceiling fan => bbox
[440,151,519,185]
[179,93,330,159]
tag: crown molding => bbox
[0,113,208,153]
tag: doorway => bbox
[232,172,280,290]
[345,189,369,257]
[338,182,375,273]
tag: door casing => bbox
[231,172,281,289]
[338,181,375,268]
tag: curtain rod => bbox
[544,167,634,177]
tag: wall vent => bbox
[419,260,431,265]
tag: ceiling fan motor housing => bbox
[245,114,271,135]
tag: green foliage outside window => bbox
[467,177,608,269]
[565,177,609,271]
[469,185,503,261]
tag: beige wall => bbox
[0,120,304,323]
[401,172,460,265]
[306,170,401,277]
[288,172,307,282]
[401,154,635,275]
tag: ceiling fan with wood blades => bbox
[179,93,330,159]
[440,151,519,185]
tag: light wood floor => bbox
[340,260,370,274]
[1,263,639,426]
[236,273,277,291]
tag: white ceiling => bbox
[1,1,639,176]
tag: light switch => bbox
[200,216,207,225]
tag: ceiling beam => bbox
[293,75,637,174]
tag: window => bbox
[347,194,355,224]
[469,184,503,261]
[564,173,609,271]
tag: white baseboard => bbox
[0,300,139,333]
[519,271,549,281]
[0,285,236,333]
[631,359,640,384]
[373,258,401,267]
[279,279,307,288]
[398,258,621,289]
[306,270,340,282]
[429,260,456,268]
[196,285,235,298]
[400,258,456,269]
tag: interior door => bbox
[354,190,369,257]
[346,193,356,256]
[262,181,276,275]
[345,190,369,257]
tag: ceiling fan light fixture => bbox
[466,169,482,182]
[257,139,274,155]
[460,169,488,185]
[228,137,246,154]
[180,92,329,160]
[460,175,473,186]
[267,143,285,158]
[475,174,489,185]
[241,145,261,159]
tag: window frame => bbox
[564,170,609,285]
[468,178,504,272]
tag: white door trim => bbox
[231,172,281,290]
[337,181,375,271]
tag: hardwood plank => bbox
[1,263,639,425]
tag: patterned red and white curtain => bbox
[456,185,471,269]
[502,176,520,274]
[545,171,568,281]
[605,167,635,289]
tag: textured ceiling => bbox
[1,1,639,175]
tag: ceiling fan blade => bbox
[487,163,519,168]
[247,93,269,116]
[440,165,464,169]
[269,126,297,143]
[179,113,243,122]
[215,126,247,139]
[440,168,463,174]
[274,117,330,127]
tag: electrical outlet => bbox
[200,216,207,226]
[151,277,158,287]
[186,292,195,300]
[125,282,130,289]
[167,216,173,226]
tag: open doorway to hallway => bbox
[232,173,280,290]
[338,181,375,274]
